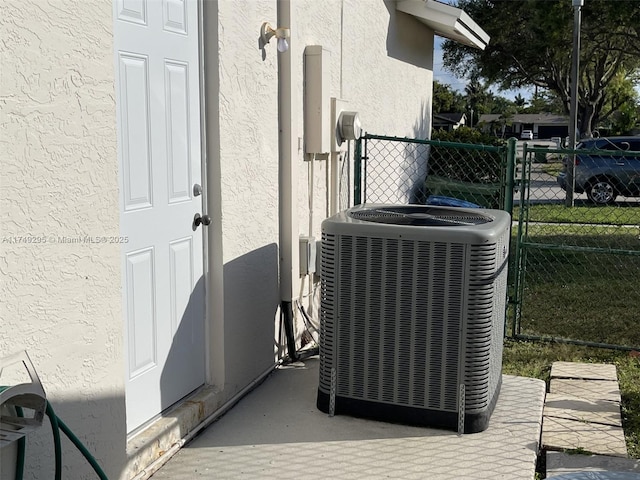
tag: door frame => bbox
[113,0,211,434]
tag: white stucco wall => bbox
[294,0,434,237]
[0,1,125,479]
[1,0,438,476]
[210,0,434,395]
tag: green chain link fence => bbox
[513,141,640,350]
[354,134,516,212]
[354,133,640,351]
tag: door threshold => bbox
[123,363,277,479]
[124,385,225,480]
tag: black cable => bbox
[281,301,298,361]
[294,301,320,360]
[298,303,318,333]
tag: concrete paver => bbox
[150,357,546,480]
[544,362,629,462]
[550,379,622,403]
[543,416,628,457]
[546,452,640,477]
[544,393,623,427]
[551,362,618,381]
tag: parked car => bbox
[520,130,533,140]
[556,136,640,204]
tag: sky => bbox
[431,0,533,101]
[433,37,533,102]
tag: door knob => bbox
[194,213,211,228]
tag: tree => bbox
[442,0,640,137]
[523,91,565,115]
[513,94,527,110]
[608,103,638,136]
[432,80,466,114]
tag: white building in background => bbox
[0,1,487,478]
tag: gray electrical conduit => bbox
[275,0,299,363]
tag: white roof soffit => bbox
[396,0,490,50]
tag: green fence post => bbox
[504,137,517,337]
[504,137,517,216]
[354,137,363,205]
[511,141,530,337]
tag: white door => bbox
[113,0,206,432]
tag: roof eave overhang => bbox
[396,0,490,50]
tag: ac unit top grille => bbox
[348,206,492,227]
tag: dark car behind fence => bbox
[353,134,640,351]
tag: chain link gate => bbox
[512,142,640,351]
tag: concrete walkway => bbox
[151,357,545,480]
[547,452,640,478]
[543,362,640,479]
[543,361,627,458]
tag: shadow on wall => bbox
[160,275,206,419]
[221,243,280,391]
[384,0,432,69]
[159,243,280,413]
[407,101,432,204]
[413,99,431,140]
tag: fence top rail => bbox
[523,144,640,157]
[362,133,505,152]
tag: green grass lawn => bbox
[539,161,564,178]
[514,203,640,226]
[503,340,640,459]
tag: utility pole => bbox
[565,0,583,207]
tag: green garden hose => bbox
[52,406,108,480]
[12,401,108,480]
[45,402,62,480]
[14,406,25,480]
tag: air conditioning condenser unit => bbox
[316,204,510,433]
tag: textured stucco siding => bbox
[1,0,437,476]
[0,1,125,479]
[211,0,433,395]
[293,0,434,238]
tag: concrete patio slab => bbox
[542,416,628,457]
[546,452,640,477]
[150,357,546,480]
[551,362,618,381]
[544,393,623,427]
[550,379,621,403]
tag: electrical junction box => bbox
[304,46,331,155]
[299,235,316,276]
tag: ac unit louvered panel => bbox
[463,243,497,411]
[318,232,336,395]
[335,236,465,413]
